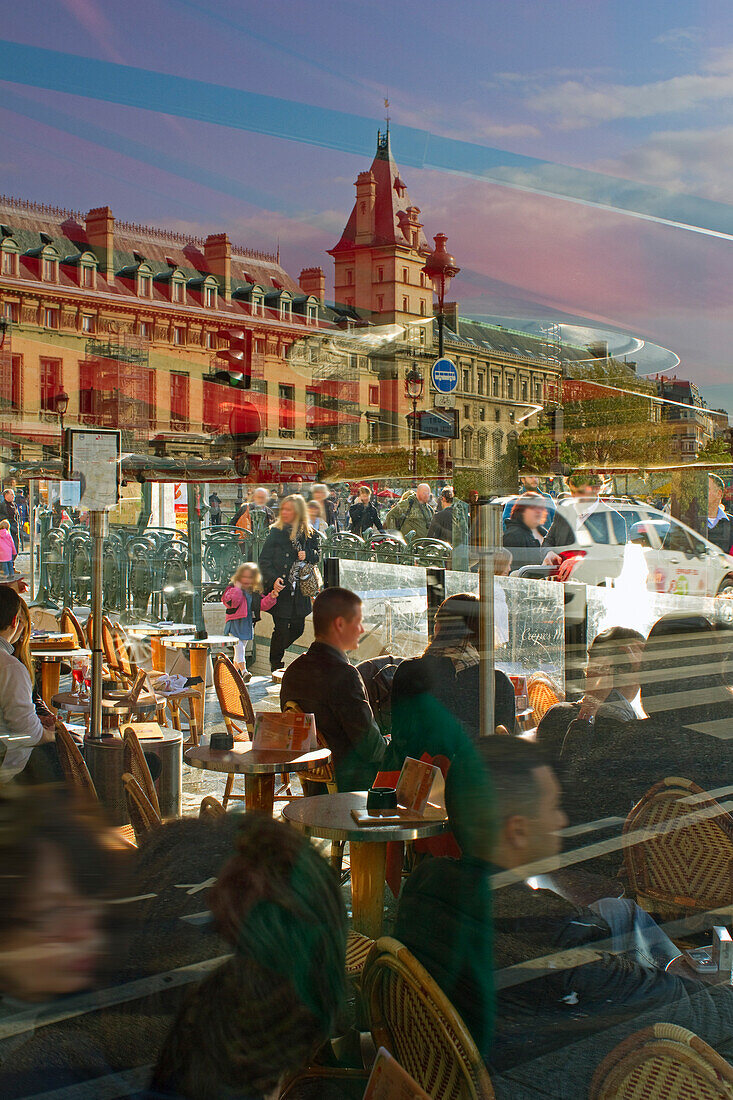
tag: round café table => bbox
[282,792,448,938]
[52,690,158,731]
[163,635,236,733]
[185,742,331,814]
[32,647,91,710]
[125,623,196,674]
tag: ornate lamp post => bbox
[405,364,424,477]
[55,390,69,472]
[422,233,460,359]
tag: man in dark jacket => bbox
[348,485,384,536]
[395,737,733,1087]
[312,484,337,528]
[427,486,454,543]
[707,474,733,554]
[230,486,275,529]
[281,588,387,790]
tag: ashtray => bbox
[367,786,397,811]
[210,732,234,751]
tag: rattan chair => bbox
[122,725,161,819]
[623,776,733,919]
[55,722,98,804]
[112,623,137,687]
[122,772,162,843]
[213,654,255,809]
[345,930,375,984]
[59,607,87,649]
[589,1023,733,1100]
[102,616,120,681]
[527,673,563,726]
[362,937,495,1100]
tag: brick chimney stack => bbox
[299,266,326,304]
[204,233,231,303]
[85,206,114,282]
[355,171,376,244]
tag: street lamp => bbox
[422,233,460,359]
[405,364,424,477]
[55,390,69,472]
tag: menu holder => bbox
[351,757,445,828]
[120,723,164,741]
[252,711,317,753]
[31,632,75,652]
[363,1047,431,1100]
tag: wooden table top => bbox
[32,648,91,660]
[52,691,158,714]
[185,743,331,775]
[282,791,448,844]
[162,635,236,649]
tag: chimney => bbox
[85,206,114,282]
[299,266,326,304]
[441,301,459,330]
[204,233,231,302]
[355,171,376,244]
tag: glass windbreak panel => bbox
[339,558,428,658]
[587,582,726,646]
[445,569,565,689]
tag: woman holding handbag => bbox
[258,494,321,673]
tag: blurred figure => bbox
[307,498,328,535]
[502,474,555,530]
[348,484,384,536]
[542,473,626,576]
[396,737,733,1084]
[259,495,320,673]
[0,586,53,780]
[384,483,435,539]
[151,814,347,1100]
[0,521,16,578]
[427,485,455,543]
[0,490,20,563]
[389,594,515,765]
[230,487,275,530]
[707,474,733,553]
[311,483,337,528]
[208,491,222,527]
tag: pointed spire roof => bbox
[329,131,430,253]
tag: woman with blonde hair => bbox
[258,494,321,673]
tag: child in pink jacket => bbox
[222,563,283,674]
[0,521,16,577]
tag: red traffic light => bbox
[216,329,251,387]
[229,402,261,447]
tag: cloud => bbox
[596,127,733,204]
[653,26,703,51]
[527,49,733,128]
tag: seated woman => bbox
[536,625,645,767]
[150,814,347,1100]
[389,594,515,766]
[502,494,549,570]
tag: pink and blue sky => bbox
[1,0,733,409]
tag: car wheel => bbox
[717,577,733,597]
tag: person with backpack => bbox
[384,483,435,540]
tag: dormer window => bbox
[81,264,95,288]
[42,255,58,282]
[1,246,18,277]
[205,284,217,308]
[138,272,153,298]
[172,278,184,304]
[307,302,317,323]
[280,295,293,320]
[251,287,264,316]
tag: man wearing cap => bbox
[707,474,733,554]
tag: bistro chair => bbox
[527,672,563,726]
[362,937,494,1100]
[213,654,255,809]
[59,607,87,650]
[589,1024,733,1100]
[102,616,120,681]
[345,930,375,985]
[122,772,162,843]
[122,725,161,819]
[55,723,137,846]
[623,776,733,919]
[112,623,137,688]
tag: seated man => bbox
[395,736,733,1085]
[280,587,387,791]
[0,586,51,780]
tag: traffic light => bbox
[215,328,251,389]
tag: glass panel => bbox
[339,558,428,658]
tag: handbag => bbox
[289,560,322,598]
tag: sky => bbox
[1,0,733,410]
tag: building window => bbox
[402,268,409,283]
[9,354,22,410]
[535,382,542,402]
[138,274,152,298]
[280,299,292,320]
[495,408,500,421]
[462,431,472,460]
[479,407,485,421]
[205,331,215,349]
[1,250,17,276]
[139,321,151,339]
[278,383,295,436]
[377,267,383,282]
[522,381,528,401]
[478,434,487,460]
[462,369,470,392]
[492,375,498,397]
[172,280,184,303]
[509,411,515,423]
[170,372,189,429]
[419,299,426,315]
[205,284,217,309]
[252,294,263,316]
[346,269,353,285]
[507,378,514,399]
[3,301,19,323]
[377,295,384,311]
[81,313,96,334]
[420,272,426,287]
[307,303,317,323]
[369,384,379,406]
[40,358,62,411]
[419,327,426,344]
[402,296,408,312]
[42,257,58,282]
[81,264,95,288]
[464,404,470,419]
[477,372,484,395]
[173,326,186,346]
[493,430,503,456]
[43,307,59,329]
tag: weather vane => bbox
[384,97,390,128]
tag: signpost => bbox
[406,408,459,440]
[431,357,458,394]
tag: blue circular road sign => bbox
[431,357,458,394]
